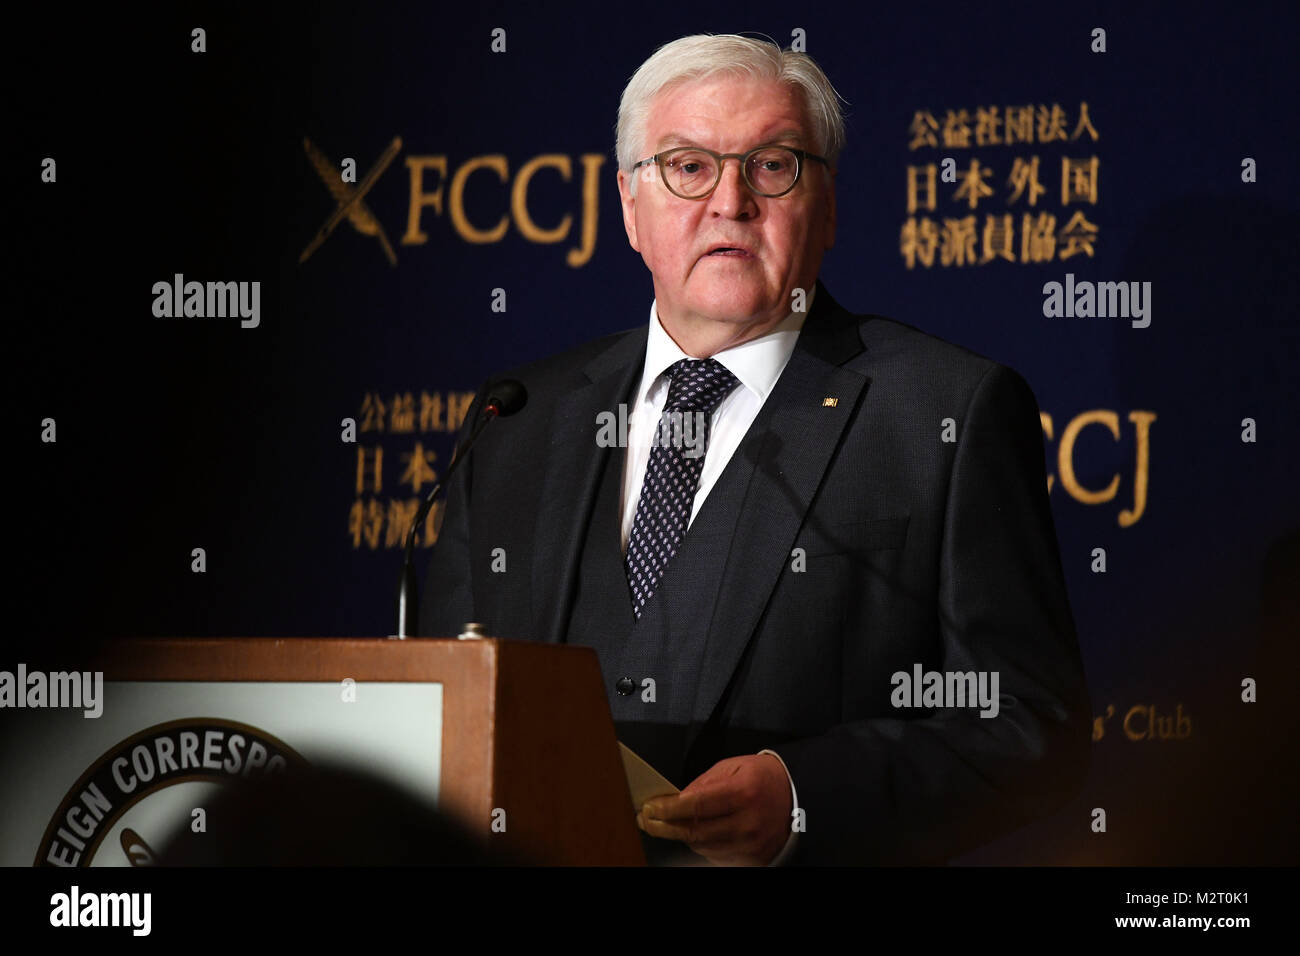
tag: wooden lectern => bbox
[103,638,645,865]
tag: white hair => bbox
[616,34,848,195]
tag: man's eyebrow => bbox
[654,128,807,151]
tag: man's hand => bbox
[636,753,792,865]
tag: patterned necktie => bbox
[625,357,741,618]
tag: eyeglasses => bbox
[630,145,830,199]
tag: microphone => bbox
[394,378,527,638]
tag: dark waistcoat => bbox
[562,389,777,787]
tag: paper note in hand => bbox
[619,742,679,810]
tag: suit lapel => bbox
[531,330,646,646]
[687,281,869,740]
[528,282,872,743]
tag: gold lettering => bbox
[512,154,572,243]
[567,153,605,268]
[1119,411,1156,527]
[1123,704,1147,741]
[449,155,509,243]
[1040,411,1054,493]
[355,446,383,495]
[402,156,448,245]
[1058,410,1119,504]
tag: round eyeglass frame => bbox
[630,145,830,199]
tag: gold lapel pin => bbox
[822,397,839,407]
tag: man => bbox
[420,34,1090,866]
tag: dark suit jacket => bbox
[420,279,1090,865]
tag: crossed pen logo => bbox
[300,136,403,266]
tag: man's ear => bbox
[617,168,641,252]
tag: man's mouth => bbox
[705,247,753,258]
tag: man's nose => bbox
[707,157,758,217]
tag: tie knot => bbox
[663,358,740,415]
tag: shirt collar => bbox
[636,284,815,406]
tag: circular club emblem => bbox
[37,718,307,866]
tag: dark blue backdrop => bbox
[18,2,1298,864]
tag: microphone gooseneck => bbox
[394,379,527,638]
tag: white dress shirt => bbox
[620,287,815,866]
